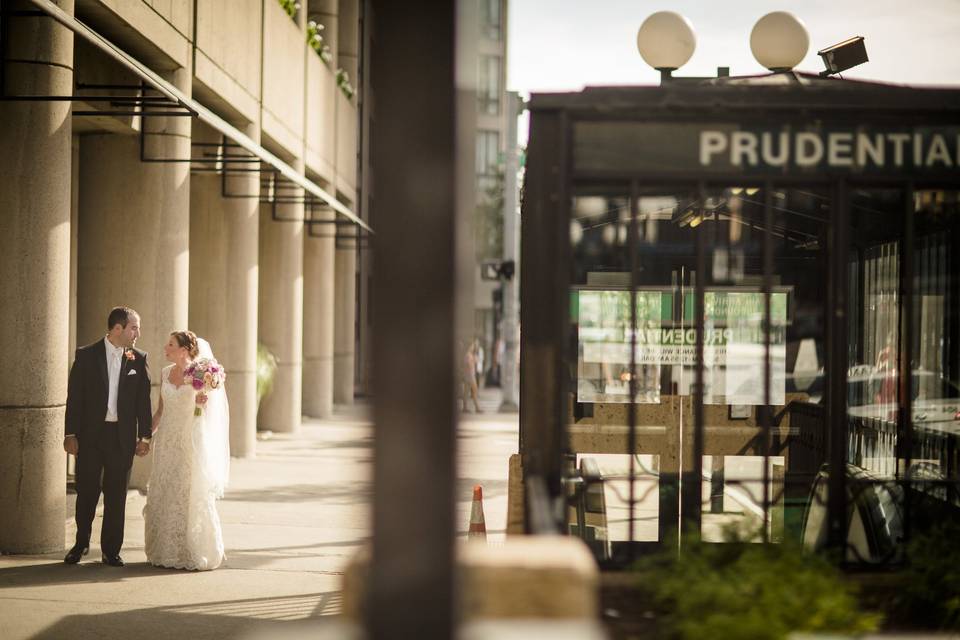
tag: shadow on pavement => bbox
[0,560,163,589]
[28,591,342,640]
[224,482,372,504]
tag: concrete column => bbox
[302,207,336,418]
[333,0,360,404]
[334,231,357,404]
[258,163,305,433]
[70,137,80,364]
[189,122,260,457]
[0,0,74,553]
[77,65,192,489]
[499,92,520,412]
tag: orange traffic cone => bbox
[468,484,487,540]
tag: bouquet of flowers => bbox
[184,358,226,416]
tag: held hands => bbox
[135,440,151,457]
[63,436,79,456]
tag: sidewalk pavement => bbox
[0,389,518,639]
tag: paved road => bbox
[0,388,517,639]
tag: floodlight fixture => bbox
[818,36,868,77]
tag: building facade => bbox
[0,0,365,553]
[472,0,509,388]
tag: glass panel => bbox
[576,453,660,546]
[477,55,501,116]
[839,188,905,563]
[702,455,786,542]
[692,186,828,543]
[569,186,697,551]
[847,189,902,483]
[911,190,960,520]
[481,0,502,40]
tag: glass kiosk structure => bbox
[519,74,960,566]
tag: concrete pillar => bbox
[334,230,357,404]
[70,137,80,364]
[357,239,373,396]
[77,65,192,489]
[499,92,521,412]
[258,163,305,433]
[303,207,336,418]
[189,122,260,457]
[0,0,74,553]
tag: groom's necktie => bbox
[105,342,122,422]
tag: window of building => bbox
[478,55,501,116]
[476,130,501,178]
[481,0,502,40]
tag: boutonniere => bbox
[124,349,136,361]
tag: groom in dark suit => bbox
[63,306,153,566]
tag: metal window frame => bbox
[18,0,370,234]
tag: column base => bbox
[0,407,67,553]
[228,370,258,458]
[258,362,303,433]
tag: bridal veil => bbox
[194,337,230,498]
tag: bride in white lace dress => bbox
[144,330,229,570]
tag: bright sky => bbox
[507,0,960,94]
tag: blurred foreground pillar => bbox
[368,1,462,637]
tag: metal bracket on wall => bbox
[305,201,337,238]
[305,202,370,247]
[1,16,195,117]
[2,0,370,236]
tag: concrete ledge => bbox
[341,536,599,622]
[194,50,260,125]
[241,619,607,639]
[506,453,524,535]
[460,537,599,619]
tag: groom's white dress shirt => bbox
[104,336,123,422]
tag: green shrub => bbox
[307,20,333,64]
[336,68,355,100]
[635,531,882,640]
[901,519,960,630]
[256,343,278,408]
[278,0,299,19]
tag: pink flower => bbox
[192,377,204,390]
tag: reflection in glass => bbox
[911,191,960,509]
[576,290,666,403]
[847,189,902,481]
[701,455,786,543]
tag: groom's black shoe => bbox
[64,544,89,564]
[101,553,124,567]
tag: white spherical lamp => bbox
[750,11,809,71]
[636,11,696,71]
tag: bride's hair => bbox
[170,330,200,358]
